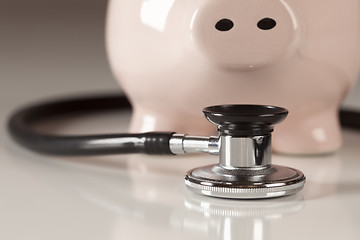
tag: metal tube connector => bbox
[169,134,220,155]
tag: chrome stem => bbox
[219,135,271,168]
[169,134,220,155]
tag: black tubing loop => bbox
[340,108,360,130]
[7,94,174,156]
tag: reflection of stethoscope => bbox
[7,94,360,199]
[86,188,305,240]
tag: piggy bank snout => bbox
[193,0,299,70]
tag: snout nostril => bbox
[257,18,277,30]
[215,18,234,31]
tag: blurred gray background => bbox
[0,0,359,115]
[0,0,118,105]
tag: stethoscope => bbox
[7,94,360,199]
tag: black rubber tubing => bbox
[7,94,360,156]
[7,94,175,156]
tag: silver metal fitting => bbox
[169,134,219,155]
[219,135,271,168]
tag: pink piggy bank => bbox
[106,0,360,154]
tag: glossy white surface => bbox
[1,107,360,240]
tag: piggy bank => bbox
[106,0,360,154]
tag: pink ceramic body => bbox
[106,0,360,154]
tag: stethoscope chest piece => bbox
[184,104,306,199]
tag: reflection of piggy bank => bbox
[106,0,360,154]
